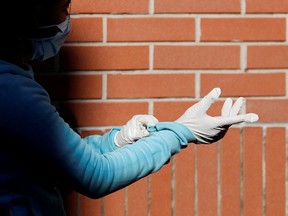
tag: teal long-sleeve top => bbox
[0,60,195,215]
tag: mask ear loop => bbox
[67,1,72,16]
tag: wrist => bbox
[114,131,129,147]
[114,131,122,147]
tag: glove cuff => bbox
[148,122,196,145]
[114,131,131,147]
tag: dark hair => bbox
[0,0,61,39]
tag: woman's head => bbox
[0,0,70,39]
[0,0,71,64]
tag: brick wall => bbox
[35,0,288,215]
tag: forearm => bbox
[70,122,195,198]
[83,129,119,154]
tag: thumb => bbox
[217,113,259,126]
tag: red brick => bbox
[60,46,149,71]
[47,1,288,215]
[201,73,286,97]
[127,177,148,216]
[103,189,125,216]
[107,74,195,98]
[155,0,240,13]
[154,100,224,122]
[71,0,149,14]
[150,163,172,216]
[154,101,197,122]
[174,146,195,216]
[265,128,286,216]
[63,191,79,216]
[107,18,195,42]
[59,102,149,127]
[79,129,105,138]
[201,18,285,42]
[154,46,240,70]
[246,99,288,123]
[246,0,288,13]
[197,144,218,216]
[243,127,263,216]
[247,46,288,69]
[67,18,103,42]
[220,128,241,216]
[35,74,102,99]
[79,195,102,216]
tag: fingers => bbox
[200,87,221,112]
[221,97,244,117]
[134,115,159,127]
[218,113,259,126]
[221,98,232,116]
[136,124,150,137]
[230,97,244,116]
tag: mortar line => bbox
[149,44,154,71]
[102,74,107,100]
[195,145,198,216]
[217,142,221,216]
[241,0,246,15]
[285,127,288,215]
[262,127,267,216]
[171,156,175,216]
[102,16,107,43]
[149,0,154,15]
[240,127,244,216]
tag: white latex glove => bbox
[114,115,159,147]
[176,87,259,144]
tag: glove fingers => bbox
[135,115,159,127]
[218,113,259,126]
[135,126,149,138]
[221,98,233,116]
[199,87,221,113]
[230,97,244,116]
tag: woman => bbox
[0,0,258,215]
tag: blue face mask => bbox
[29,16,70,62]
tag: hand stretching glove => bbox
[114,115,159,147]
[176,87,259,144]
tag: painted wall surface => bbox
[35,0,288,215]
